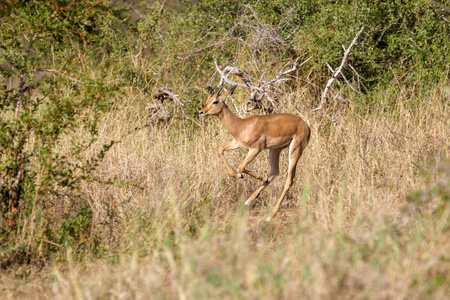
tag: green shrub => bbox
[0,0,129,263]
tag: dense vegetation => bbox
[1,0,449,298]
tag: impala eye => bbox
[212,100,219,105]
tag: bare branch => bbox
[269,56,312,84]
[340,71,360,93]
[214,60,263,91]
[312,26,364,112]
[326,63,360,94]
[348,63,363,79]
[131,7,148,21]
[229,97,243,118]
[348,63,362,91]
[215,55,312,113]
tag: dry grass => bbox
[1,80,449,299]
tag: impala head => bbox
[199,85,236,118]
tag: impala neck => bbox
[218,104,243,138]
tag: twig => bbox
[312,26,364,112]
[348,63,363,79]
[183,116,202,127]
[131,7,148,21]
[36,68,81,83]
[229,97,243,118]
[43,239,64,248]
[327,63,360,94]
[148,0,167,32]
[269,56,312,84]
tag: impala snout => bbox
[199,104,214,118]
[199,109,207,118]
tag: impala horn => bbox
[207,86,215,95]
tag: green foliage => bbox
[0,0,131,264]
[176,0,449,94]
[407,157,450,217]
[58,206,92,248]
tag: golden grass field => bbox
[1,78,449,299]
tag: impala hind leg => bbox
[265,140,304,222]
[218,139,243,179]
[245,148,282,206]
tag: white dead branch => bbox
[312,26,364,112]
[214,56,312,113]
[214,60,262,91]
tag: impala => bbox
[199,86,310,222]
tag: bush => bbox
[0,0,127,263]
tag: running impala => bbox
[199,86,310,222]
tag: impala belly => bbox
[265,135,292,149]
[236,114,300,149]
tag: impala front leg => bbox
[238,148,267,182]
[218,139,243,179]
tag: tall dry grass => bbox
[2,78,449,298]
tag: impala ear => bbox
[206,86,215,95]
[229,85,237,95]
